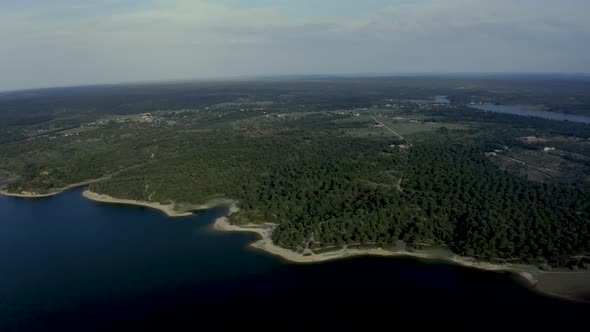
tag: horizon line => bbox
[2,71,590,94]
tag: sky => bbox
[1,0,589,91]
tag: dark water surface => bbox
[1,190,588,331]
[467,104,590,124]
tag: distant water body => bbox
[467,103,590,124]
[0,189,588,330]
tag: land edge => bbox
[212,209,535,277]
[81,189,518,277]
[212,204,590,304]
[82,190,195,217]
[3,186,588,303]
[0,163,149,198]
[0,179,103,198]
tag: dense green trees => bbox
[1,79,589,268]
[267,141,589,267]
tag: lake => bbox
[467,104,590,124]
[0,189,587,330]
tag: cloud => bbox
[0,0,589,90]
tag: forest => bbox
[1,76,589,268]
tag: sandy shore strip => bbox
[83,190,193,217]
[0,190,61,198]
[212,211,535,283]
[215,213,590,300]
[0,164,154,199]
[215,216,566,298]
[82,189,237,218]
[0,178,104,198]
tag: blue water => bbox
[467,104,590,124]
[0,189,588,330]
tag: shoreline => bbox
[212,207,536,277]
[3,185,587,303]
[0,178,103,198]
[0,164,151,199]
[211,204,590,303]
[213,214,531,271]
[82,190,194,217]
[212,208,590,303]
[0,189,62,198]
[82,189,238,218]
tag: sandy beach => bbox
[0,164,152,199]
[82,190,194,217]
[82,189,238,218]
[213,210,590,302]
[0,190,62,198]
[0,178,104,199]
[212,207,536,282]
